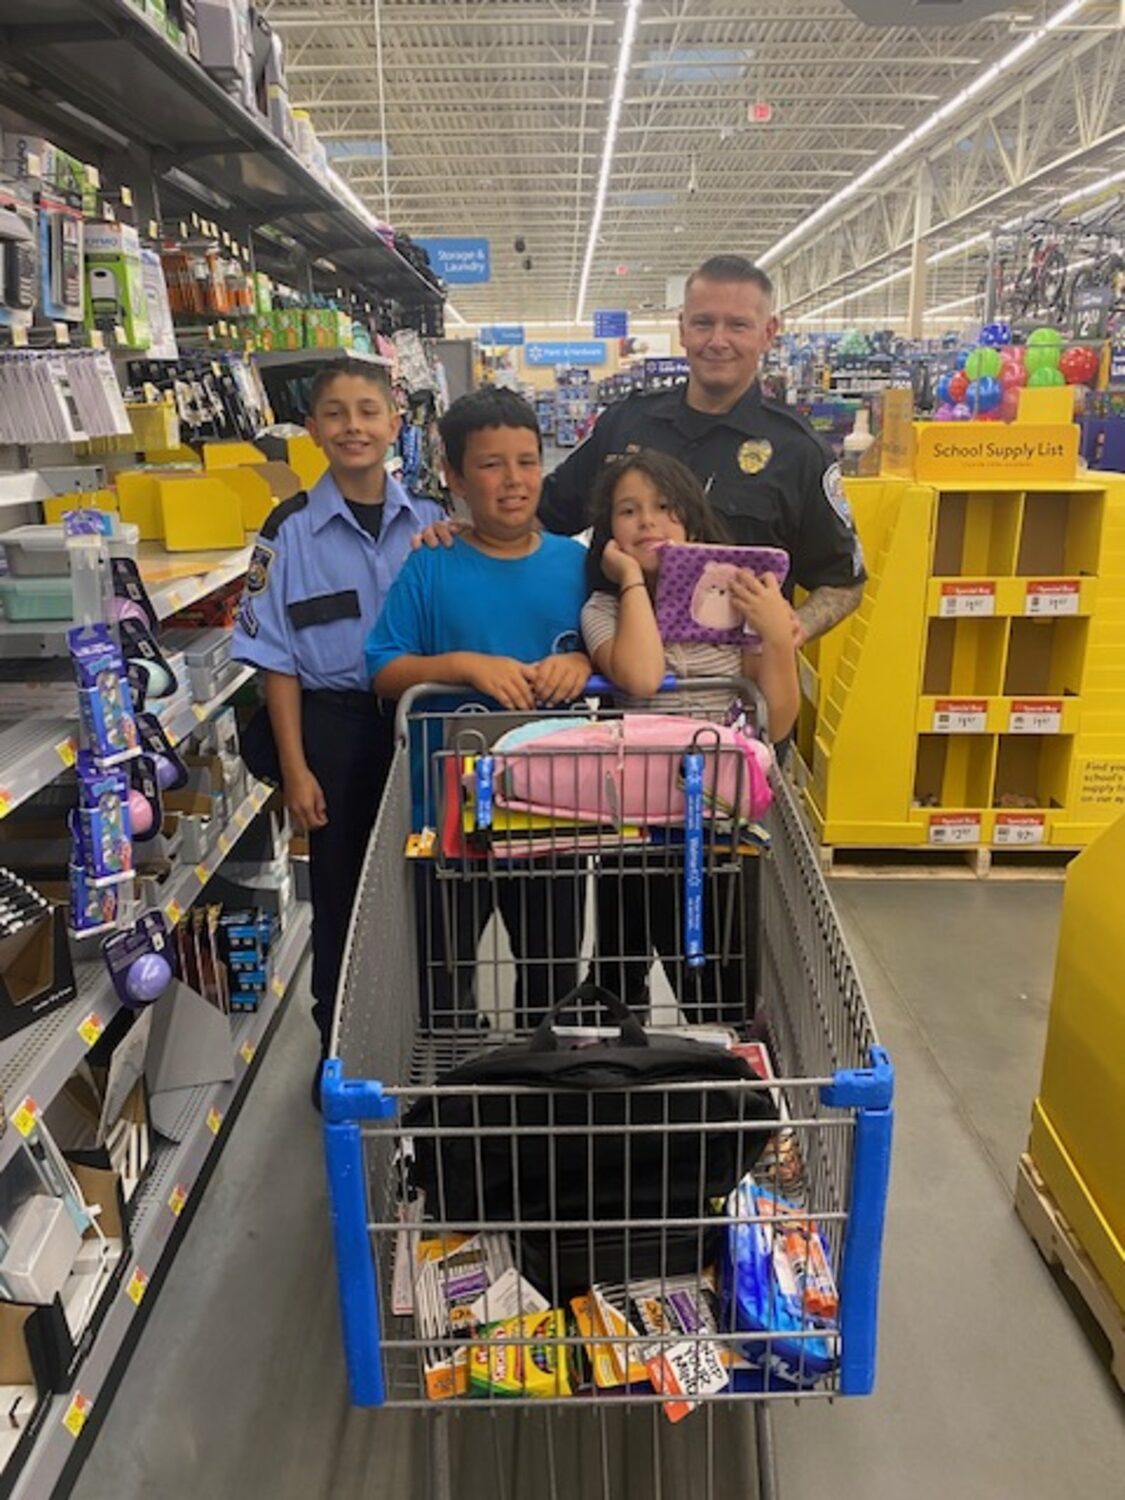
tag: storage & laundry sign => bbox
[415,237,491,283]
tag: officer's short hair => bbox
[308,357,393,414]
[439,387,542,474]
[685,255,773,301]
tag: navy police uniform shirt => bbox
[232,470,444,692]
[538,380,865,591]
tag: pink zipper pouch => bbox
[654,542,790,646]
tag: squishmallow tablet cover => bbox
[653,542,790,646]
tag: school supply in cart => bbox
[654,543,790,647]
[403,983,778,1298]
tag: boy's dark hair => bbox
[438,387,542,474]
[684,255,773,301]
[586,450,729,595]
[308,357,393,414]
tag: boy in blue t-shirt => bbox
[366,388,589,1027]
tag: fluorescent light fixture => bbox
[759,0,1091,269]
[926,232,990,266]
[445,301,469,326]
[1059,167,1125,204]
[575,0,643,323]
[924,293,982,317]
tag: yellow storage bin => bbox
[42,488,118,524]
[126,402,181,454]
[157,475,246,551]
[283,432,328,491]
[202,440,266,470]
[116,470,165,540]
[209,463,301,532]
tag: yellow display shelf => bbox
[1025,811,1125,1318]
[799,463,1125,852]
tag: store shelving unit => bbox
[5,903,309,1500]
[0,1,441,309]
[798,472,1125,855]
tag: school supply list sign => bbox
[913,423,1078,482]
[415,238,491,284]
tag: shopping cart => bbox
[323,681,893,1500]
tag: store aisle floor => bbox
[71,883,1124,1500]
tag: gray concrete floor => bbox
[71,880,1124,1500]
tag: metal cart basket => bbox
[323,684,893,1500]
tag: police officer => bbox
[539,254,866,644]
[232,359,444,1104]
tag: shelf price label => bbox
[11,1098,38,1136]
[194,863,209,884]
[62,1391,91,1439]
[932,698,988,734]
[271,974,285,998]
[55,736,77,767]
[240,1040,256,1065]
[126,1266,149,1306]
[166,899,183,926]
[928,813,981,846]
[206,1107,223,1135]
[940,581,995,618]
[168,1184,188,1217]
[1025,580,1080,617]
[0,789,12,820]
[994,812,1046,846]
[1009,699,1063,735]
[78,1013,104,1048]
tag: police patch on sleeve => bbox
[822,463,854,528]
[247,542,274,595]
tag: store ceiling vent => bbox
[841,0,1011,23]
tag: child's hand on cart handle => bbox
[729,571,794,647]
[529,651,592,707]
[284,766,329,832]
[460,652,538,711]
[411,517,466,550]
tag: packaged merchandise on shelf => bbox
[84,223,151,351]
[140,248,179,360]
[0,868,77,1040]
[35,188,84,325]
[68,626,141,768]
[0,192,38,334]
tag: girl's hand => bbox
[729,571,793,647]
[601,539,645,587]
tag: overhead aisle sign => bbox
[415,238,491,283]
[480,325,525,345]
[525,341,607,367]
[593,310,628,338]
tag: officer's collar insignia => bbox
[737,438,773,474]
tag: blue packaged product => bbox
[722,1181,839,1388]
[71,756,133,878]
[69,624,140,765]
[68,863,119,933]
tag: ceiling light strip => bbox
[759,0,1091,270]
[574,0,643,323]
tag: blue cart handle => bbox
[682,749,706,968]
[585,673,678,696]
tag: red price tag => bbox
[932,698,988,734]
[928,813,981,846]
[1009,699,1062,735]
[940,582,995,618]
[1025,580,1079,617]
[994,812,1046,846]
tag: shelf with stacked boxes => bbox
[4,903,309,1500]
[798,469,1125,857]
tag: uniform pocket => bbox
[287,590,361,630]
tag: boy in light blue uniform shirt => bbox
[233,358,443,1098]
[366,388,589,1028]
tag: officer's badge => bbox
[737,438,773,474]
[247,542,274,595]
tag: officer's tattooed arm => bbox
[794,582,865,646]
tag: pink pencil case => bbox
[654,542,790,646]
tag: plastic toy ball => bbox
[968,374,1002,413]
[131,658,175,700]
[935,372,955,405]
[999,387,1021,422]
[126,788,153,837]
[1059,345,1100,385]
[999,359,1027,390]
[964,347,1002,381]
[124,952,173,1005]
[949,371,969,404]
[933,403,956,421]
[110,597,148,626]
[1027,366,1066,387]
[1024,344,1061,374]
[154,754,178,790]
[1027,326,1064,348]
[951,402,973,420]
[954,351,968,369]
[978,323,1007,347]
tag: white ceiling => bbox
[262,0,1125,330]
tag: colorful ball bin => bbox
[1028,366,1066,387]
[967,375,1002,413]
[1058,345,1100,386]
[964,347,1002,381]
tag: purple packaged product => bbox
[127,755,163,843]
[653,542,791,646]
[102,910,176,1008]
[68,863,118,933]
[136,712,189,791]
[62,509,114,538]
[110,557,158,634]
[72,756,133,878]
[69,624,140,765]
